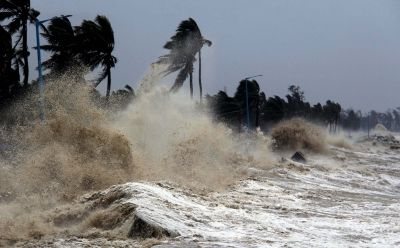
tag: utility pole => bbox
[243,75,262,130]
[367,113,370,138]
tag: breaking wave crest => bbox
[270,118,328,153]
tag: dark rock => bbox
[291,151,306,163]
[390,145,400,150]
[128,215,178,239]
[371,134,400,146]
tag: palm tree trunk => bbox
[106,65,111,102]
[189,72,193,99]
[198,49,203,103]
[22,21,29,87]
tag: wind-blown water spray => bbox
[0,65,276,241]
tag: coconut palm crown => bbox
[75,15,117,100]
[157,18,211,100]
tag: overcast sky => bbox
[28,0,400,111]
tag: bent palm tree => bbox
[0,0,39,86]
[39,16,78,75]
[76,15,117,101]
[158,18,211,100]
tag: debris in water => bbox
[291,151,306,163]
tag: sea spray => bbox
[113,87,275,190]
[270,118,328,153]
[0,68,276,241]
[137,63,169,94]
[0,75,136,241]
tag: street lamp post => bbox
[35,15,71,121]
[35,19,46,121]
[3,1,71,122]
[243,74,262,130]
[367,112,370,138]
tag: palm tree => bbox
[206,90,241,130]
[158,18,211,100]
[39,16,78,75]
[76,15,117,101]
[0,0,39,87]
[40,17,77,73]
[234,79,261,128]
[262,96,287,123]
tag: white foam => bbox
[116,145,400,247]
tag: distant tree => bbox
[288,85,304,102]
[207,80,346,133]
[323,100,341,132]
[206,91,241,130]
[234,79,262,129]
[311,103,323,122]
[393,110,400,131]
[76,15,117,101]
[262,95,287,124]
[0,0,39,86]
[341,109,360,131]
[158,18,211,100]
[285,85,309,118]
[258,92,267,127]
[333,102,341,132]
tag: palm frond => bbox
[170,62,192,92]
[203,39,212,47]
[75,15,116,86]
[124,85,133,93]
[6,17,21,34]
[157,18,210,93]
[0,10,15,21]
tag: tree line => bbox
[206,80,342,132]
[206,79,400,133]
[340,109,400,133]
[0,1,213,110]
